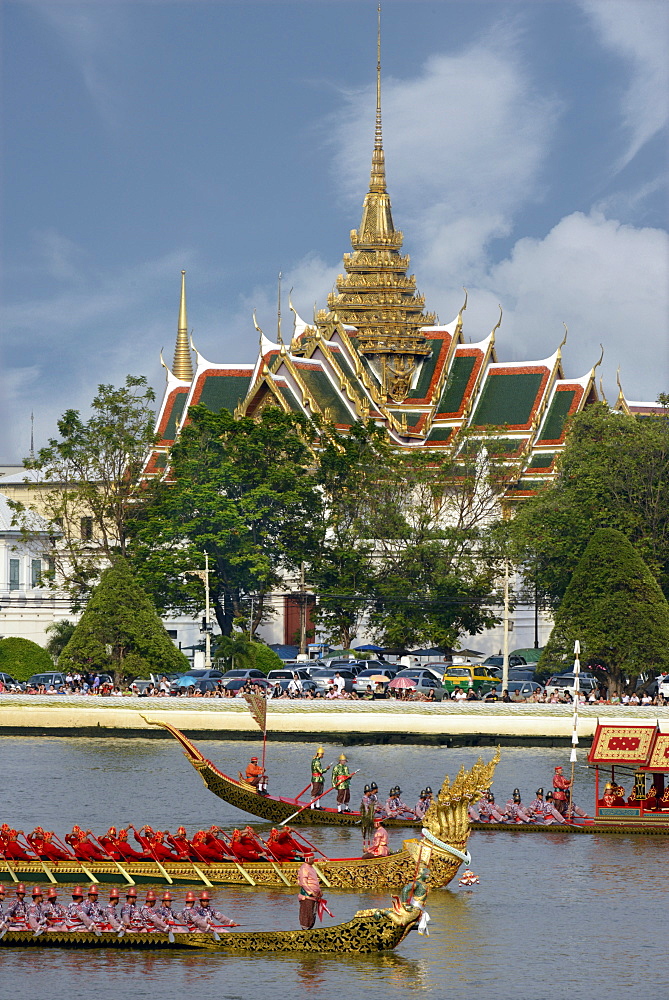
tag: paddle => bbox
[280,770,361,826]
[17,833,57,884]
[212,830,257,886]
[129,826,173,884]
[166,833,214,888]
[88,831,136,886]
[0,844,19,883]
[51,832,100,884]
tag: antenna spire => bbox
[172,270,194,381]
[369,4,386,194]
[277,271,284,344]
[30,412,34,459]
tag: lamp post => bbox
[187,552,212,668]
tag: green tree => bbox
[9,376,157,606]
[539,528,669,695]
[309,421,512,648]
[0,637,54,681]
[58,557,189,682]
[44,620,76,661]
[129,405,323,636]
[510,401,669,607]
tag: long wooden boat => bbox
[142,718,423,828]
[0,899,421,953]
[1,751,500,891]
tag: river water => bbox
[1,736,666,1000]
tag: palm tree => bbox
[45,620,76,662]
[214,633,256,672]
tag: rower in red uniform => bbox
[114,828,150,861]
[98,826,123,859]
[266,827,303,861]
[228,826,266,862]
[0,825,32,861]
[65,825,108,862]
[147,830,180,861]
[202,826,234,860]
[167,826,194,859]
[26,826,72,862]
[190,829,224,861]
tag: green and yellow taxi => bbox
[441,665,498,697]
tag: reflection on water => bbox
[0,736,667,1000]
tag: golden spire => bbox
[327,4,435,403]
[172,270,194,381]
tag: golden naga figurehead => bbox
[423,748,501,845]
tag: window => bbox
[9,559,20,591]
[31,559,42,587]
[80,517,93,541]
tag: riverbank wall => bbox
[1,696,667,746]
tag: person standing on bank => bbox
[310,747,330,809]
[331,753,352,813]
[297,850,322,929]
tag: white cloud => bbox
[580,0,669,169]
[328,27,561,278]
[425,211,669,403]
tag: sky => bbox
[1,0,668,462]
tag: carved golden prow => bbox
[423,748,501,846]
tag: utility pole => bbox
[187,552,212,668]
[502,560,510,693]
[299,561,307,657]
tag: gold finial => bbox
[172,270,194,381]
[277,271,284,345]
[253,310,264,352]
[591,343,604,376]
[599,376,608,405]
[559,322,568,351]
[369,3,386,195]
[491,304,503,340]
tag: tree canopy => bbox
[58,557,189,680]
[0,637,54,681]
[9,376,156,606]
[510,401,669,607]
[539,528,669,694]
[129,405,323,636]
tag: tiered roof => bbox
[149,17,599,495]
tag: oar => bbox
[129,826,173,885]
[280,770,361,826]
[213,831,257,886]
[166,833,214,888]
[17,834,57,884]
[52,833,99,884]
[252,833,293,886]
[0,846,19,883]
[286,828,329,861]
[88,832,135,886]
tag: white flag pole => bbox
[567,640,581,820]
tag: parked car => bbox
[222,677,272,693]
[482,655,528,670]
[544,673,597,697]
[352,667,397,695]
[267,677,317,696]
[389,669,446,701]
[441,665,498,696]
[421,661,451,677]
[484,681,545,701]
[309,668,357,693]
[266,668,312,682]
[657,674,669,699]
[507,667,537,682]
[25,672,66,690]
[0,672,22,691]
[220,669,265,680]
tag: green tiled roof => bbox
[347,337,380,386]
[278,382,302,412]
[153,454,167,469]
[329,349,360,394]
[298,368,353,424]
[407,339,445,400]
[472,372,544,427]
[426,425,455,443]
[528,452,555,469]
[198,374,252,414]
[437,355,477,414]
[538,389,576,442]
[161,391,187,442]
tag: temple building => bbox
[148,50,602,507]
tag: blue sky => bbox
[1,0,667,461]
